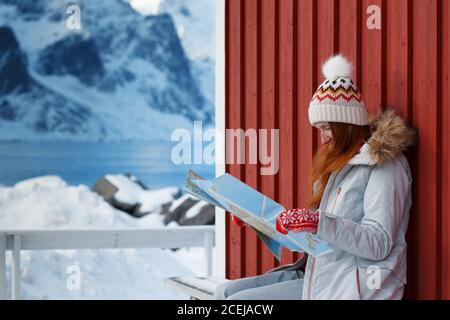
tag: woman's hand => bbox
[231,214,247,227]
[276,208,320,234]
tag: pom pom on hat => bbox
[321,54,353,80]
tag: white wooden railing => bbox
[0,226,215,300]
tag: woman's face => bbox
[316,122,333,145]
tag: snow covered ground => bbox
[0,176,215,299]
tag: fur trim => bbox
[322,54,353,80]
[367,108,417,165]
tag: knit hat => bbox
[308,54,368,126]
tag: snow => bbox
[0,4,71,55]
[0,176,214,299]
[185,201,208,219]
[26,70,194,142]
[138,187,179,213]
[170,247,214,278]
[14,175,67,190]
[129,0,163,15]
[0,176,133,230]
[168,193,196,212]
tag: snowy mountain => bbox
[128,0,215,61]
[0,26,100,137]
[0,0,214,141]
[157,0,215,61]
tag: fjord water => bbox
[0,141,214,188]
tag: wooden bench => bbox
[164,276,230,300]
[164,256,308,300]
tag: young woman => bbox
[214,54,416,300]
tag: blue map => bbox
[184,170,333,260]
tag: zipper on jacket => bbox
[307,256,316,300]
[356,267,361,298]
[306,166,357,299]
[306,188,340,300]
[330,187,342,215]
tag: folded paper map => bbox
[183,170,333,261]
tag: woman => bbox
[214,54,416,300]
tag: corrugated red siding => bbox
[225,0,449,299]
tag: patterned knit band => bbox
[309,104,368,126]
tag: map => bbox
[183,170,333,260]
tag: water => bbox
[0,141,215,189]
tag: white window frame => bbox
[214,0,226,278]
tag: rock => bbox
[0,26,32,95]
[163,195,198,225]
[163,193,215,226]
[179,203,215,226]
[36,34,105,86]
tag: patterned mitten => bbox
[276,208,320,234]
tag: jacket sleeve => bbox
[316,160,410,261]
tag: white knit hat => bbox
[308,54,368,126]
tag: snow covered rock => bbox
[93,174,181,217]
[179,200,214,226]
[163,193,214,226]
[163,193,198,225]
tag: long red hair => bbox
[307,122,371,208]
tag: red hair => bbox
[307,122,371,208]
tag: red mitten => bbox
[231,214,247,227]
[275,208,319,234]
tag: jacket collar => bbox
[347,108,416,166]
[347,143,375,165]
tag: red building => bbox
[223,0,449,299]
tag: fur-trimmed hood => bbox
[348,108,417,166]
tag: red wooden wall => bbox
[225,0,449,299]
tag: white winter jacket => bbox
[302,109,416,300]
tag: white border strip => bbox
[214,0,226,278]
